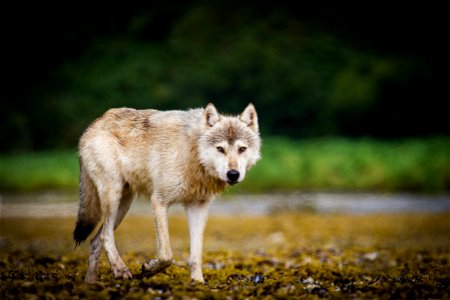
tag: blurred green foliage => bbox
[236,137,449,193]
[1,138,448,192]
[2,3,446,151]
[0,151,78,191]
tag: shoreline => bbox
[1,192,449,217]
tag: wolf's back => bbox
[73,161,101,246]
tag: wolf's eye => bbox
[216,146,225,154]
[238,147,247,153]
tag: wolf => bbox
[73,103,261,283]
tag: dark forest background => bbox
[2,1,447,152]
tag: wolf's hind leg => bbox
[114,185,134,230]
[100,188,133,280]
[85,187,134,283]
[85,225,103,283]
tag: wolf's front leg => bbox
[142,197,173,276]
[186,201,210,283]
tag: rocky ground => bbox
[1,211,449,299]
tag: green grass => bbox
[235,137,450,193]
[1,137,449,192]
[0,150,79,192]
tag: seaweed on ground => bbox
[1,213,449,299]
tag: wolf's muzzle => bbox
[226,169,240,184]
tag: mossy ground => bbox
[1,213,449,299]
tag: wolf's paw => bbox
[141,258,173,277]
[190,274,205,284]
[113,267,133,280]
[189,263,205,283]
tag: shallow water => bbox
[1,192,449,218]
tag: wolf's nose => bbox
[227,169,240,182]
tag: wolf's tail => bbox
[73,161,101,247]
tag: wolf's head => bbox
[198,103,261,185]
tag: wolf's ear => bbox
[240,103,259,132]
[204,103,221,127]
